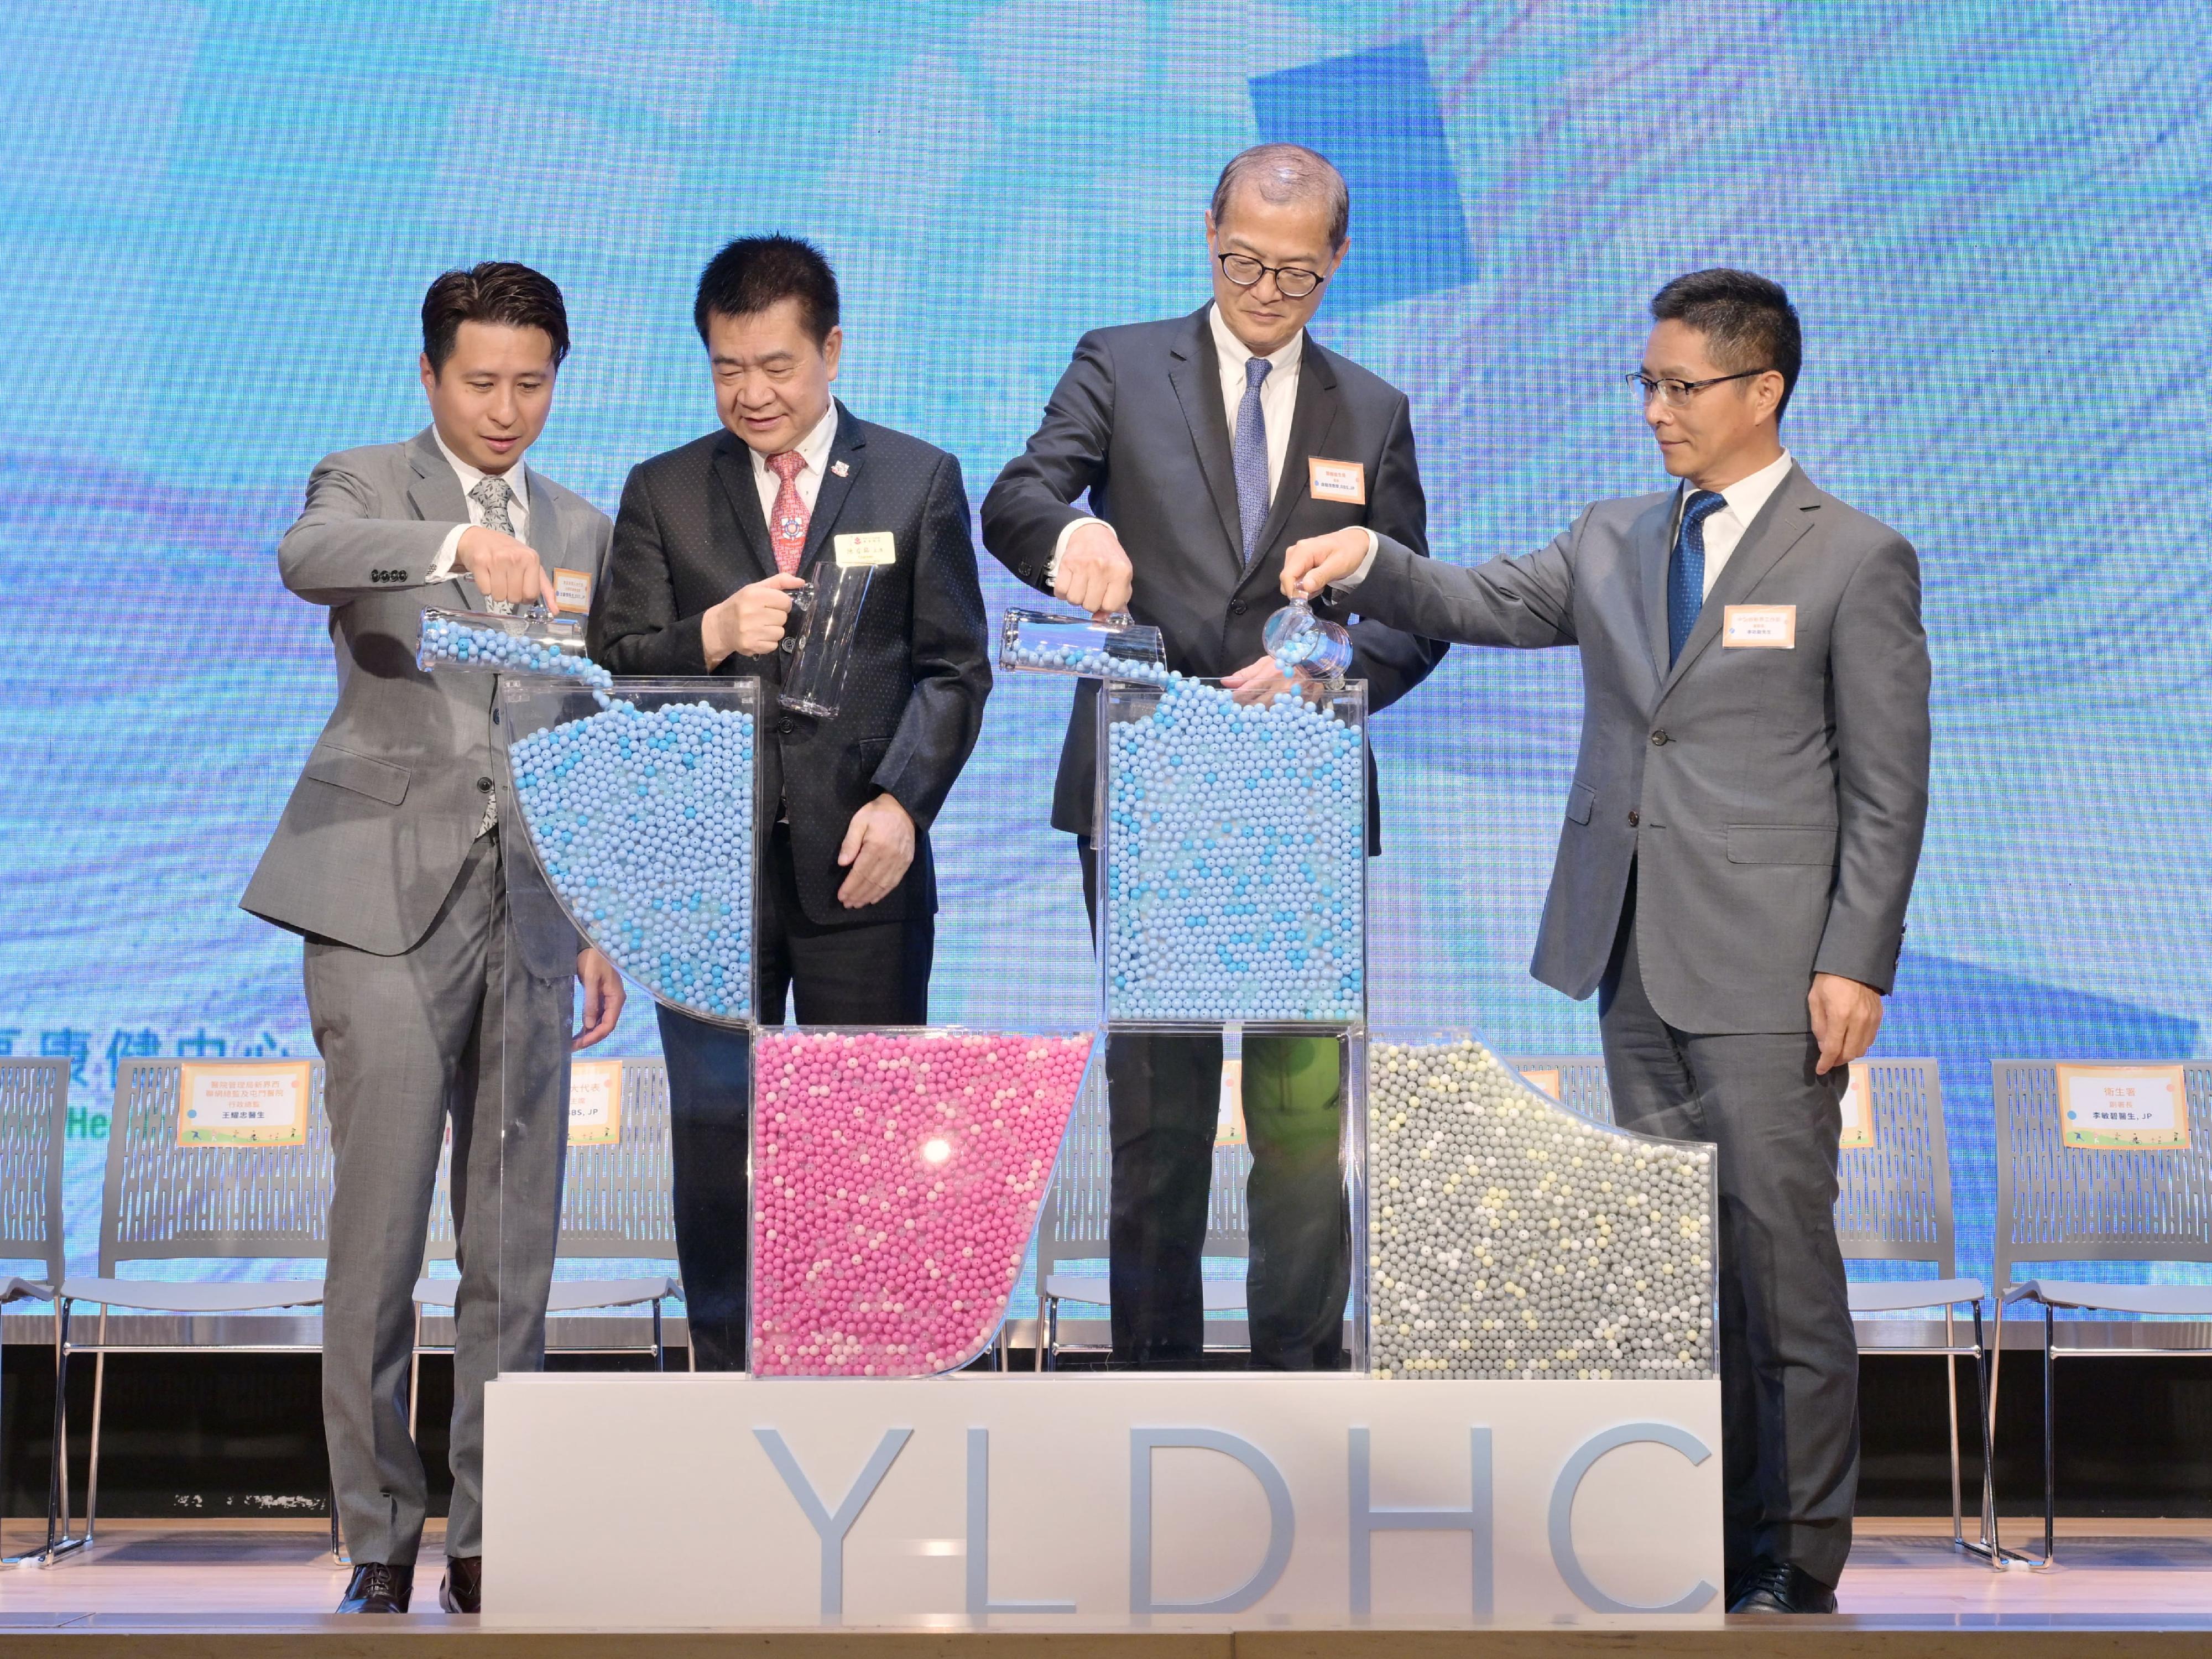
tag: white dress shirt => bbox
[1333,448,1798,596]
[426,426,532,583]
[1048,303,1304,578]
[747,401,839,524]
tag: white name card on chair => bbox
[568,1060,624,1147]
[2057,1063,2189,1150]
[1215,1058,1246,1147]
[1520,1067,1564,1104]
[1838,1062,1875,1150]
[178,1060,310,1146]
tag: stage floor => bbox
[2,1517,2209,1652]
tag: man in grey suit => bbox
[1285,269,1930,1613]
[242,263,624,1615]
[983,145,1445,1370]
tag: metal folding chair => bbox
[1504,1055,1614,1125]
[0,1060,67,1567]
[411,1056,680,1410]
[1035,1055,1248,1365]
[43,1058,334,1565]
[1832,1057,1992,1558]
[1986,1058,2212,1568]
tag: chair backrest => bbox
[0,1058,68,1285]
[104,1059,334,1274]
[1505,1056,1614,1125]
[426,1057,677,1263]
[1991,1059,2212,1290]
[1036,1059,1250,1288]
[1833,1057,1954,1274]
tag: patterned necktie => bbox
[1233,356,1272,566]
[1667,488,1728,665]
[768,451,809,575]
[468,475,519,616]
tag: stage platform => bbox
[1,1519,2209,1654]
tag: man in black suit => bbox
[982,145,1445,1369]
[590,236,991,1369]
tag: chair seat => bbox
[3,1276,54,1304]
[412,1276,676,1313]
[59,1277,325,1314]
[1848,1278,1986,1314]
[2007,1280,2212,1318]
[1042,1274,1248,1313]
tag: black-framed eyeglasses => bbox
[1217,251,1327,300]
[1626,369,1773,409]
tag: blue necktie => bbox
[1667,489,1727,665]
[1233,356,1272,565]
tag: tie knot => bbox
[468,475,513,509]
[1245,356,1272,390]
[769,451,806,483]
[1683,488,1725,525]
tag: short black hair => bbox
[694,235,840,347]
[421,262,570,374]
[1650,268,1801,420]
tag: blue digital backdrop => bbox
[2,1,2207,1305]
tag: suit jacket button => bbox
[1230,601,1248,616]
[1650,729,1669,746]
[779,637,795,654]
[476,776,493,792]
[1626,809,1640,827]
[778,718,795,737]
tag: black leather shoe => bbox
[440,1555,482,1614]
[337,1561,414,1614]
[1728,1559,1837,1614]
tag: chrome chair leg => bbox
[1944,1306,1964,1548]
[2039,1302,2058,1569]
[653,1300,665,1373]
[1041,1295,1058,1373]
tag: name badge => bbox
[568,1058,624,1147]
[2057,1063,2190,1150]
[179,1060,311,1147]
[834,531,896,568]
[1307,457,1366,504]
[552,567,593,614]
[1838,1061,1875,1150]
[1723,604,1796,648]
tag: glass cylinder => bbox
[749,1026,1100,1376]
[1260,598,1353,688]
[999,606,1168,684]
[779,564,873,718]
[1098,674,1367,1028]
[500,676,760,1027]
[418,606,609,694]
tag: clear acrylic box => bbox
[1363,1030,1718,1382]
[748,1026,1100,1376]
[500,676,760,1027]
[999,607,1168,684]
[1097,675,1366,1029]
[419,606,608,691]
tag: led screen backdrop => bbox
[1,1,2206,1301]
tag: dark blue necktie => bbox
[1667,489,1727,664]
[1233,356,1272,565]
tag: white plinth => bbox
[483,1374,1721,1628]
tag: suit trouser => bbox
[1078,838,1349,1370]
[659,821,934,1371]
[1597,867,1858,1588]
[304,831,571,1566]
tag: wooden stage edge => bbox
[2,1519,2209,1655]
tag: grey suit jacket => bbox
[240,427,613,977]
[1358,462,1929,1035]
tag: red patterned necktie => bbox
[768,450,808,575]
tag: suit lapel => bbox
[1238,334,1341,595]
[405,427,488,611]
[524,467,565,591]
[1637,489,1677,681]
[797,403,866,578]
[710,434,778,586]
[1166,307,1244,577]
[1659,463,1822,697]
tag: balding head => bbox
[1209,144,1350,251]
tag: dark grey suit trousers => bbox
[1598,867,1858,1589]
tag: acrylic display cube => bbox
[501,676,760,1027]
[749,1027,1098,1376]
[1098,675,1366,1028]
[999,607,1168,684]
[1364,1033,1717,1381]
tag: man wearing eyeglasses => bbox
[982,144,1445,1373]
[1282,269,1931,1614]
